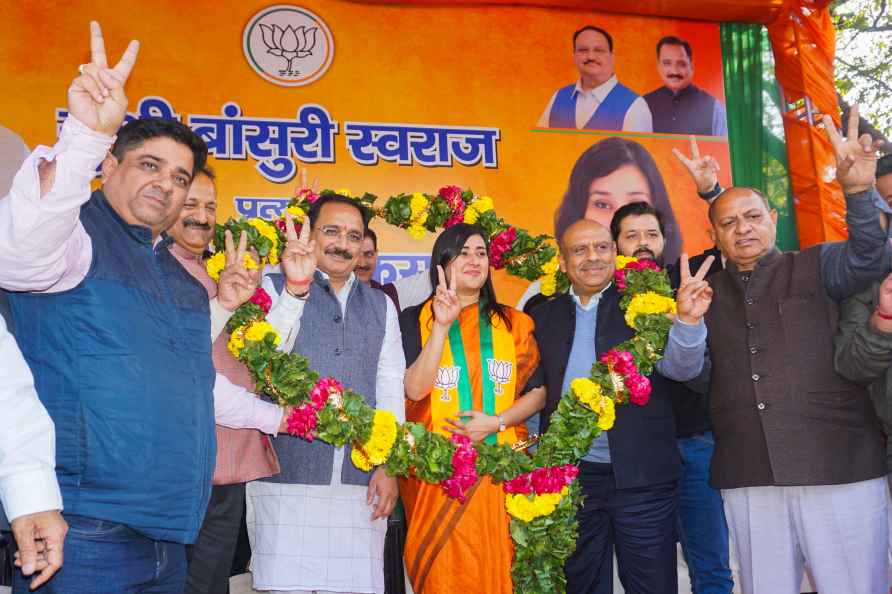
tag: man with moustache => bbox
[163,166,292,594]
[643,36,727,136]
[538,25,653,132]
[529,218,713,593]
[355,228,400,310]
[611,201,732,594]
[0,23,255,593]
[662,108,890,593]
[247,194,405,594]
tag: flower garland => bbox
[208,189,675,593]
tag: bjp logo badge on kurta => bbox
[487,359,513,394]
[243,5,335,87]
[435,366,461,401]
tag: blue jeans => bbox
[13,514,187,594]
[677,432,733,594]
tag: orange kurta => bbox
[401,305,539,594]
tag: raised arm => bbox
[0,22,139,292]
[658,254,712,382]
[819,105,889,301]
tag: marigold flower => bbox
[206,252,226,281]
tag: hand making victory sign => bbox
[432,262,462,329]
[281,211,317,296]
[68,21,140,136]
[672,136,721,195]
[822,103,885,195]
[675,253,715,325]
[217,230,257,311]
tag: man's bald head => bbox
[708,187,771,224]
[559,219,616,299]
[560,218,612,252]
[709,186,777,271]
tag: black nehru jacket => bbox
[644,84,720,136]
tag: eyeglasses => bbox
[318,225,364,245]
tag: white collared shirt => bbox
[570,282,612,312]
[537,75,653,132]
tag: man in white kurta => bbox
[247,195,404,594]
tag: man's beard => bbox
[633,247,663,266]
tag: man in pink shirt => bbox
[165,166,289,594]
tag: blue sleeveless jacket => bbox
[548,81,639,130]
[263,272,386,486]
[9,190,216,544]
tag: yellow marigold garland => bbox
[624,291,677,329]
[505,487,570,522]
[351,409,399,471]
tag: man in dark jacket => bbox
[612,201,732,594]
[530,218,712,594]
[662,107,889,594]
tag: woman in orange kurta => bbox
[398,223,543,594]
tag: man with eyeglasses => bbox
[247,193,406,594]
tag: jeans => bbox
[12,514,187,594]
[677,432,733,594]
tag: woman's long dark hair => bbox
[427,223,512,330]
[554,137,682,265]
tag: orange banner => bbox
[1,1,732,303]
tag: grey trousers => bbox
[723,477,888,594]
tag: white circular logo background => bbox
[243,5,335,87]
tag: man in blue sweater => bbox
[0,22,254,594]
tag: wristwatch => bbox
[497,414,506,433]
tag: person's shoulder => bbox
[642,86,668,102]
[526,293,570,321]
[613,78,641,99]
[399,301,426,326]
[502,305,534,328]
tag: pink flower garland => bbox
[490,227,517,270]
[503,464,579,495]
[285,377,343,441]
[614,258,661,290]
[250,287,272,314]
[439,185,466,228]
[441,434,479,502]
[600,349,652,406]
[296,187,320,204]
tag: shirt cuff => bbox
[275,288,307,314]
[669,317,707,346]
[0,468,63,522]
[57,114,117,153]
[256,400,285,436]
[697,182,723,202]
[210,298,233,342]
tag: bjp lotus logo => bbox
[243,5,335,87]
[487,359,513,395]
[435,366,461,402]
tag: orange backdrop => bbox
[0,1,732,302]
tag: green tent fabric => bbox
[721,23,799,250]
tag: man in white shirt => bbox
[0,316,66,591]
[537,25,652,132]
[247,195,405,594]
